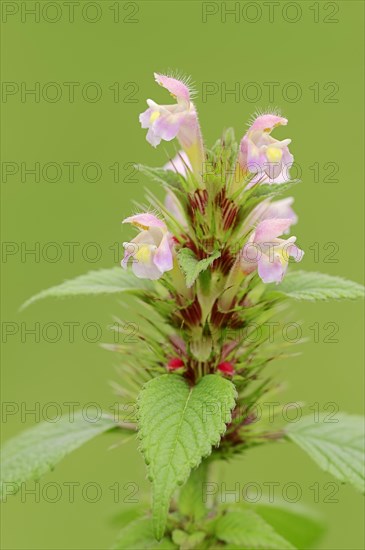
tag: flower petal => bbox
[153,112,182,141]
[164,151,191,176]
[132,258,162,280]
[139,107,153,129]
[122,213,166,230]
[287,243,305,262]
[165,191,187,226]
[153,232,173,272]
[132,243,162,280]
[257,253,286,284]
[250,114,288,132]
[254,218,293,242]
[262,198,298,228]
[121,241,137,269]
[146,127,162,147]
[154,73,190,102]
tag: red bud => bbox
[167,357,184,370]
[217,361,234,376]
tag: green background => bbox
[1,0,364,548]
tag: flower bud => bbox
[217,362,235,376]
[167,358,185,370]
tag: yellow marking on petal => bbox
[275,247,290,265]
[131,221,149,230]
[135,245,153,264]
[266,146,283,162]
[150,111,160,123]
[264,122,281,132]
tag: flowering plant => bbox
[2,72,364,550]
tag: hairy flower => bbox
[121,213,174,280]
[139,74,205,176]
[261,197,298,226]
[163,152,189,227]
[243,197,298,236]
[241,218,304,284]
[238,113,294,187]
[165,191,187,227]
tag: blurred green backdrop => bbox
[1,1,364,548]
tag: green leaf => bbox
[239,180,298,210]
[21,267,155,309]
[172,529,206,550]
[1,412,117,499]
[273,270,365,301]
[110,505,146,528]
[138,374,236,540]
[215,509,295,549]
[177,248,221,288]
[248,180,298,201]
[112,516,176,549]
[252,501,325,549]
[178,461,208,521]
[171,530,188,546]
[286,413,365,492]
[138,164,184,192]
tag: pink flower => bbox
[261,197,298,226]
[241,218,304,284]
[244,197,298,235]
[139,73,205,176]
[164,191,187,227]
[238,113,294,187]
[163,152,190,227]
[163,151,191,177]
[121,213,174,280]
[217,362,235,376]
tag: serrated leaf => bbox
[138,374,236,540]
[215,509,295,549]
[111,516,177,549]
[273,270,365,301]
[21,267,155,309]
[1,412,117,499]
[240,180,298,210]
[286,413,365,492]
[252,501,325,549]
[138,164,184,192]
[177,248,221,288]
[249,180,298,200]
[178,461,208,521]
